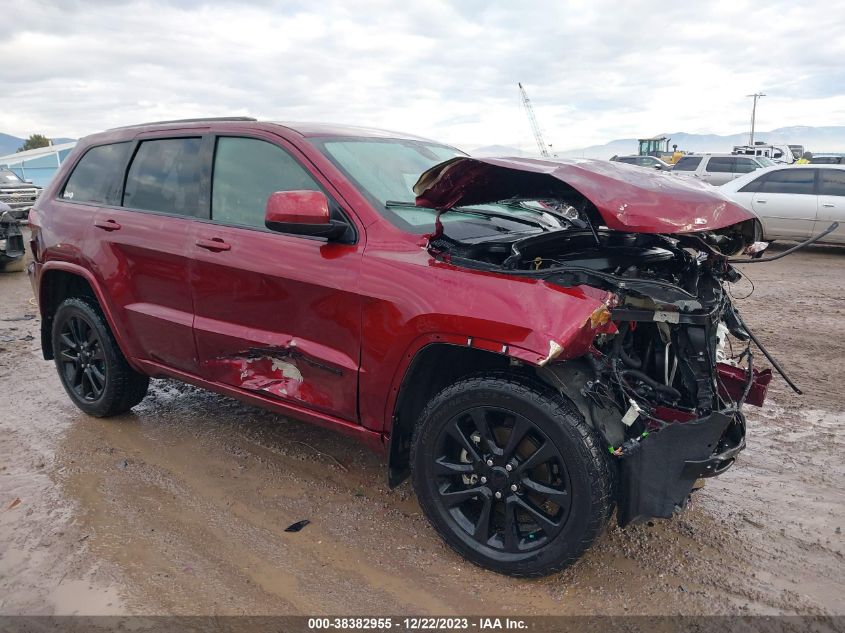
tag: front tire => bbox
[51,297,149,417]
[411,374,614,577]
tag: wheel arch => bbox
[38,263,123,361]
[387,342,532,488]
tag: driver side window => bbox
[211,137,321,229]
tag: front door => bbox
[190,134,363,422]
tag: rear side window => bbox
[61,142,131,205]
[673,156,701,171]
[123,138,202,216]
[819,169,845,196]
[211,137,321,229]
[738,173,768,193]
[733,158,759,174]
[759,169,816,195]
[705,157,734,173]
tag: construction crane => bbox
[518,82,551,158]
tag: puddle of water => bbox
[48,579,124,615]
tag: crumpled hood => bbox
[413,156,756,234]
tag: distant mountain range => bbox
[3,125,844,161]
[471,126,845,159]
[0,133,76,157]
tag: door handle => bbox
[196,237,231,252]
[823,203,835,208]
[756,200,767,204]
[94,219,121,231]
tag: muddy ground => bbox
[0,241,843,617]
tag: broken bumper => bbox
[0,217,25,264]
[616,411,745,526]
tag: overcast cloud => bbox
[2,0,844,151]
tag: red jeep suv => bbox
[29,117,774,576]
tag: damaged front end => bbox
[414,156,788,526]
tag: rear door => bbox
[88,133,207,373]
[751,168,818,241]
[816,168,845,244]
[701,157,736,186]
[189,132,363,422]
[732,157,761,180]
[56,142,133,280]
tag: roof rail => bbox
[109,116,257,130]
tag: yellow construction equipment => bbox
[638,136,685,164]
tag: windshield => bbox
[312,137,547,236]
[0,170,23,183]
[757,157,775,167]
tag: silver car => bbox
[610,155,673,170]
[672,153,773,186]
[719,164,845,245]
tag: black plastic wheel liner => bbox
[616,412,736,526]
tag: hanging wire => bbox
[728,267,755,300]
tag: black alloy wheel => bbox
[412,374,614,577]
[57,313,107,401]
[51,297,149,417]
[432,405,572,553]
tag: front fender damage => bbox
[411,157,787,527]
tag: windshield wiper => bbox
[385,200,426,207]
[384,201,550,231]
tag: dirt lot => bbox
[1,242,843,617]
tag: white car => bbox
[719,165,845,245]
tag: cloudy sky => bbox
[2,0,844,151]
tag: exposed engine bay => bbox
[412,155,833,527]
[428,209,775,526]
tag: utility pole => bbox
[747,93,766,146]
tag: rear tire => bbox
[51,297,149,417]
[411,373,614,577]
